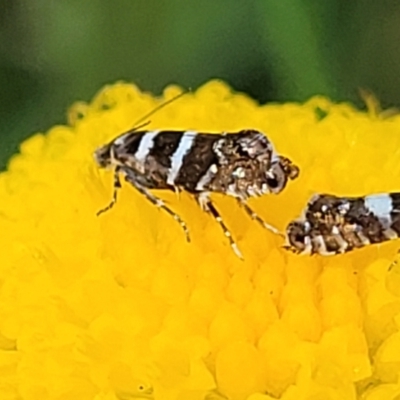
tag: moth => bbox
[94,93,299,258]
[285,193,400,255]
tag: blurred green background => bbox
[1,0,400,169]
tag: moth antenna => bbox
[132,120,151,131]
[132,88,190,129]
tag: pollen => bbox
[1,80,400,399]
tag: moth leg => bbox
[197,193,243,260]
[124,170,191,242]
[237,199,284,238]
[97,167,122,216]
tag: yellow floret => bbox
[1,80,400,399]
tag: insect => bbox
[285,193,400,255]
[94,94,299,259]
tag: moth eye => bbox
[266,162,286,193]
[287,221,309,251]
[266,176,279,189]
[291,229,306,244]
[295,233,305,243]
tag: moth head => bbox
[265,156,300,194]
[285,220,311,253]
[94,144,113,168]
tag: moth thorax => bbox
[238,130,273,158]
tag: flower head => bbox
[2,80,400,399]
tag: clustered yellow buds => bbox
[1,81,400,400]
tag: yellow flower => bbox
[2,80,400,400]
